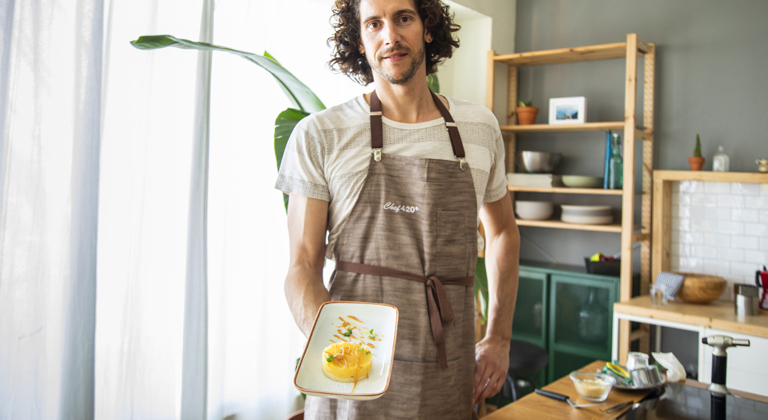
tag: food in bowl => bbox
[322,342,373,384]
[570,371,615,402]
[515,200,554,220]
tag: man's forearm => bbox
[284,263,330,337]
[483,224,520,341]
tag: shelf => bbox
[501,122,623,132]
[500,123,649,140]
[493,40,651,67]
[509,186,623,195]
[651,170,768,299]
[488,34,655,365]
[516,219,622,233]
[654,170,768,184]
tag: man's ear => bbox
[425,31,433,43]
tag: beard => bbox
[368,43,426,85]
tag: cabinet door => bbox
[512,268,548,349]
[548,273,618,381]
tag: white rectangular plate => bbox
[294,301,399,400]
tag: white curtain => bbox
[0,0,366,419]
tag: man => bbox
[275,0,519,418]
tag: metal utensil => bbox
[534,389,604,409]
[600,400,636,414]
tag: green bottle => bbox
[608,134,623,189]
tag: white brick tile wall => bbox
[671,180,768,301]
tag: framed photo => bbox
[549,97,587,125]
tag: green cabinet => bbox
[513,263,619,384]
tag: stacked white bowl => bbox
[560,205,613,224]
[515,200,554,220]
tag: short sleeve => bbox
[483,120,508,203]
[274,117,331,202]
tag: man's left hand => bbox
[473,335,510,404]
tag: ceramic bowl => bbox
[560,205,611,216]
[562,175,603,188]
[515,200,554,220]
[570,371,615,402]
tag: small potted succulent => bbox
[516,99,539,125]
[688,134,705,171]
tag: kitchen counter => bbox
[482,361,652,420]
[614,295,768,340]
[612,295,768,396]
[481,360,768,419]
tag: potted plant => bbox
[516,99,539,125]
[688,134,705,171]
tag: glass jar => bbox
[712,145,730,172]
[577,287,608,344]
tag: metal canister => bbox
[735,284,759,317]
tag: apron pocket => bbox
[436,210,469,276]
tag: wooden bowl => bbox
[675,272,727,303]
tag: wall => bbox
[671,180,768,300]
[513,0,768,267]
[443,0,516,120]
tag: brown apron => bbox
[304,91,478,420]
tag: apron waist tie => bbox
[335,260,473,370]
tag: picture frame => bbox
[549,97,587,125]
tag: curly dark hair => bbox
[327,0,460,85]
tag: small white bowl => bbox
[570,371,615,402]
[515,200,554,220]
[562,175,603,188]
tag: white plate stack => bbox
[561,205,613,224]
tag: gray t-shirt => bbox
[275,94,508,260]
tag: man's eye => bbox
[367,22,380,30]
[399,16,412,23]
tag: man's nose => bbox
[382,22,401,45]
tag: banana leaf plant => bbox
[131,34,325,210]
[129,34,484,321]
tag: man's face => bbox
[358,0,430,85]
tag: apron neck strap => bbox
[369,90,467,170]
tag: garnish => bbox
[325,354,334,362]
[342,327,353,337]
[368,329,376,340]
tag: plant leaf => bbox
[275,108,310,210]
[130,34,325,114]
[474,257,489,324]
[427,74,440,93]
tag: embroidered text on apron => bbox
[304,91,479,420]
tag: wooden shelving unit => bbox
[486,34,655,363]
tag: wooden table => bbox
[482,361,652,420]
